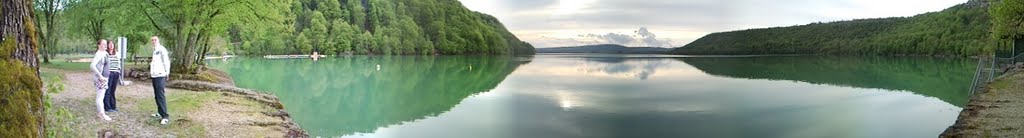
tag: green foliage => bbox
[673,1,991,56]
[991,0,1024,39]
[329,20,355,54]
[235,0,534,55]
[296,32,312,53]
[44,107,75,138]
[0,38,44,138]
[309,11,329,53]
[42,74,75,137]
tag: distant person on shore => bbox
[104,41,122,112]
[149,36,172,125]
[311,51,319,61]
[89,39,112,121]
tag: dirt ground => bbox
[46,70,299,137]
[941,71,1024,137]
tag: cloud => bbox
[584,33,633,44]
[459,0,967,48]
[581,27,674,47]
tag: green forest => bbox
[671,1,993,56]
[54,0,534,56]
[34,0,534,74]
[233,0,536,55]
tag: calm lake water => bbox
[207,54,974,138]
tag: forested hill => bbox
[233,0,535,55]
[671,0,991,56]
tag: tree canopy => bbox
[991,0,1024,39]
[231,0,534,56]
[672,0,991,56]
[55,0,534,73]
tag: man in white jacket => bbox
[150,36,172,125]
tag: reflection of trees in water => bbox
[579,57,672,80]
[678,56,974,107]
[208,56,529,136]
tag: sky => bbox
[457,0,968,48]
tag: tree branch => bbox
[142,10,168,36]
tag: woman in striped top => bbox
[104,41,122,112]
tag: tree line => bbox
[232,0,535,56]
[672,1,992,56]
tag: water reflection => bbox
[495,55,965,138]
[208,54,971,138]
[208,56,529,136]
[678,56,974,106]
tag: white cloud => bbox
[459,0,967,48]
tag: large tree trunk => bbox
[1,0,45,137]
[2,0,38,70]
[169,25,196,75]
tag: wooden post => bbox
[1015,38,1024,63]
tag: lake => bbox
[206,54,974,138]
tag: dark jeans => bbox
[152,77,169,119]
[103,72,121,111]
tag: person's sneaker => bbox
[151,114,161,118]
[160,119,169,125]
[102,115,112,121]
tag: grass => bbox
[40,70,62,82]
[134,90,222,136]
[41,60,148,73]
[42,70,77,138]
[989,79,1011,91]
[49,53,93,61]
[41,62,91,71]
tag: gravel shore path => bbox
[50,71,298,137]
[942,71,1024,137]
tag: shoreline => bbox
[940,69,1024,137]
[42,66,308,137]
[165,79,307,136]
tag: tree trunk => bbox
[2,0,38,70]
[35,27,48,63]
[1,0,44,137]
[197,35,211,66]
[170,26,196,74]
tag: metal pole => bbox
[991,56,997,82]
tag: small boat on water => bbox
[205,55,236,60]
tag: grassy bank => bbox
[41,63,304,137]
[941,70,1024,137]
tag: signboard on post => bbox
[118,37,127,60]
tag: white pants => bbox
[96,88,108,117]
